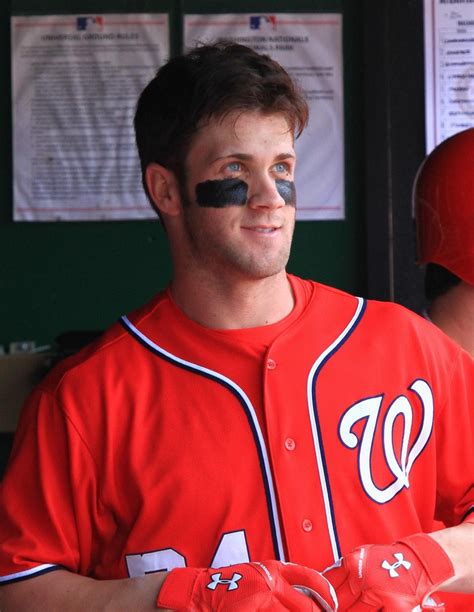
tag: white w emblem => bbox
[381,553,411,577]
[339,379,434,503]
[207,572,243,591]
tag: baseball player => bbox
[413,128,474,611]
[414,127,474,358]
[0,42,473,611]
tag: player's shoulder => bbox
[307,278,432,328]
[38,289,170,395]
[298,276,465,354]
[364,295,431,327]
[296,276,420,323]
[362,294,457,346]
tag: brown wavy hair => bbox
[134,41,308,213]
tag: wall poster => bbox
[424,0,474,152]
[12,14,169,221]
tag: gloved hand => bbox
[323,533,455,611]
[156,559,338,611]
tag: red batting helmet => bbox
[414,128,474,285]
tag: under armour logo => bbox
[207,572,243,591]
[381,553,412,577]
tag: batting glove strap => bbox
[156,567,204,610]
[397,533,455,593]
[156,561,337,611]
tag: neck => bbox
[428,282,474,357]
[170,270,294,329]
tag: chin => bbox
[233,259,289,281]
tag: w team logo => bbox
[207,572,242,591]
[339,379,434,503]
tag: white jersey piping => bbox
[0,563,58,584]
[306,296,366,563]
[120,315,286,562]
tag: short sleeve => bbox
[0,386,101,584]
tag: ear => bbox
[145,163,182,217]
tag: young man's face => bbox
[180,110,297,282]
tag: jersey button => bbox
[284,438,296,451]
[302,519,313,532]
[266,359,276,370]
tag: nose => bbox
[246,175,285,210]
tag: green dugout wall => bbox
[1,0,426,350]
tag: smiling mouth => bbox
[243,226,280,233]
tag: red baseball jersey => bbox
[1,276,473,599]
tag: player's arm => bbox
[429,521,474,592]
[323,521,474,611]
[0,569,172,611]
[0,561,337,611]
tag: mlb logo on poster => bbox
[76,16,104,31]
[249,15,277,30]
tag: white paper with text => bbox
[424,0,474,152]
[12,14,169,221]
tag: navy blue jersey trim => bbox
[119,316,284,561]
[309,298,367,560]
[0,564,64,586]
[462,506,474,522]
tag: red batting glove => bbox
[323,533,455,611]
[156,560,338,611]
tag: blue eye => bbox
[274,163,287,173]
[227,162,241,172]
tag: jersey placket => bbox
[261,297,366,569]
